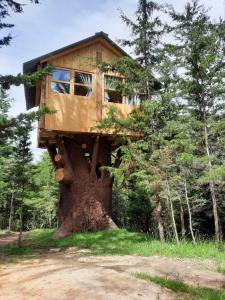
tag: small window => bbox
[52,69,70,82]
[104,76,123,104]
[51,68,70,94]
[74,72,92,96]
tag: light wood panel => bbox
[38,40,134,137]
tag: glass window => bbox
[104,75,123,104]
[51,82,70,94]
[75,85,92,96]
[105,90,123,104]
[52,69,70,82]
[75,72,92,85]
[51,68,70,94]
[74,72,92,97]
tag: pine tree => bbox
[12,114,34,246]
[168,0,225,242]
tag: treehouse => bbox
[23,32,141,238]
[24,32,140,147]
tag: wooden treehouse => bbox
[23,32,140,238]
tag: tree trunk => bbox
[183,179,196,245]
[152,193,165,242]
[203,123,220,243]
[166,179,179,244]
[18,204,23,248]
[178,194,186,239]
[48,136,117,239]
[8,189,14,231]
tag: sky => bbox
[0,0,224,161]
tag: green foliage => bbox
[0,151,57,231]
[1,0,225,248]
[24,153,58,229]
[0,64,52,90]
[135,273,225,300]
[97,0,225,243]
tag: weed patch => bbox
[135,273,225,300]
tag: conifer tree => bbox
[168,0,225,242]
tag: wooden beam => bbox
[54,154,65,165]
[55,168,73,184]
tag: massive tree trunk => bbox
[48,135,117,239]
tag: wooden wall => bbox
[38,39,134,136]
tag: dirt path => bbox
[0,248,225,300]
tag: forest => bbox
[1,0,225,246]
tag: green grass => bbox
[2,245,33,256]
[25,228,225,262]
[135,272,225,300]
[218,266,225,275]
[2,228,225,264]
[0,230,14,235]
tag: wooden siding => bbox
[38,40,134,138]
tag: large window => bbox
[51,68,70,94]
[104,75,123,104]
[51,68,92,97]
[74,72,92,96]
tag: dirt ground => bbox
[0,235,225,300]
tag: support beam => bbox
[55,168,73,184]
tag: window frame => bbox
[74,71,93,97]
[51,67,71,95]
[104,74,124,104]
[103,74,141,106]
[50,67,93,98]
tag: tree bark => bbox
[183,179,196,245]
[48,136,117,239]
[152,193,165,242]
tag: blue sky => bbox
[0,0,224,160]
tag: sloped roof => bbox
[23,32,129,109]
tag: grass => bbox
[2,245,33,256]
[218,266,225,275]
[135,272,225,300]
[26,228,225,262]
[1,228,225,263]
[0,230,14,235]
